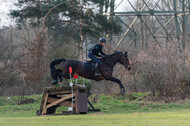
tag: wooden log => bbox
[43,84,86,94]
[45,94,73,109]
[73,84,86,91]
[41,93,49,115]
[47,97,75,107]
[48,90,71,95]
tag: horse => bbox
[50,51,131,95]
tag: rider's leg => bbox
[94,62,101,76]
[87,51,101,76]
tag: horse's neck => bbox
[107,53,122,66]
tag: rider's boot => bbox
[94,63,101,77]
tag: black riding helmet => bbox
[99,37,106,43]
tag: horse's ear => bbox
[124,51,128,56]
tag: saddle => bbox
[84,57,107,71]
[85,56,107,63]
[85,59,95,63]
[83,60,95,71]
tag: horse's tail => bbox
[50,58,65,69]
[50,59,65,80]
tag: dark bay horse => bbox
[50,51,131,95]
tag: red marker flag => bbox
[73,75,78,78]
[69,67,72,73]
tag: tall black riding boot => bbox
[95,63,101,76]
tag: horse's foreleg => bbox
[104,76,125,95]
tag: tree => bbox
[9,0,122,94]
[11,0,121,40]
[17,32,47,86]
[0,27,22,95]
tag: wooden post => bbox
[41,93,49,115]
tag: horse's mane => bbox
[109,51,122,57]
[101,51,122,65]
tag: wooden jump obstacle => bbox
[36,84,99,116]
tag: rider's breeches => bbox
[87,51,101,64]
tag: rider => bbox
[87,37,107,76]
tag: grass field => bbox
[1,110,190,126]
[1,94,190,126]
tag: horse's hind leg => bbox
[58,69,62,82]
[104,76,125,95]
[50,68,59,85]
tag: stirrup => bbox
[94,72,101,77]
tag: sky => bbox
[0,0,16,27]
[0,0,128,28]
[115,0,129,12]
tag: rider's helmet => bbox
[99,37,106,43]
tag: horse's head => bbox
[119,51,131,71]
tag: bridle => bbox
[121,54,130,70]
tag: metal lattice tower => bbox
[110,0,190,51]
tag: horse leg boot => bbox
[94,63,101,76]
[119,84,125,95]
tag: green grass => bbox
[0,95,41,117]
[1,93,190,125]
[1,111,190,126]
[89,94,190,113]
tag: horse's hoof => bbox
[128,67,131,71]
[51,81,58,85]
[120,88,125,95]
[120,91,125,95]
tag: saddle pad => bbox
[84,62,94,71]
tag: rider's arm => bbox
[99,47,107,56]
[96,45,106,56]
[100,50,106,56]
